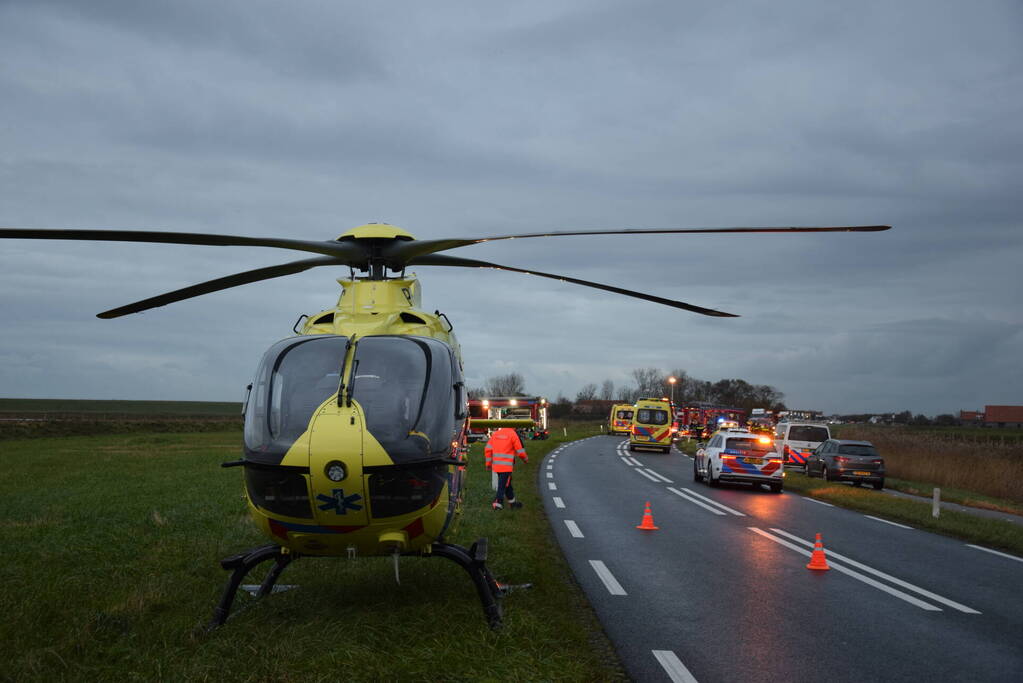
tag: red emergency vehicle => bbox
[467,396,549,442]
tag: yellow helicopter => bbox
[0,221,889,627]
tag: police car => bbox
[693,428,783,493]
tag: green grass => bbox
[0,424,625,682]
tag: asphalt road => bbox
[541,435,1023,683]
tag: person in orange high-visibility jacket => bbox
[484,427,528,510]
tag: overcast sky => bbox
[1,0,1020,416]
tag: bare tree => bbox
[484,372,526,396]
[631,367,666,398]
[575,383,598,402]
[599,379,615,400]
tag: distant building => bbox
[984,405,1023,429]
[959,410,984,424]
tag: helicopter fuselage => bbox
[240,276,469,558]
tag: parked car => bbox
[694,428,783,493]
[805,439,885,490]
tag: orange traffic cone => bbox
[636,501,659,530]
[806,532,830,571]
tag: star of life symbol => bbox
[316,488,363,515]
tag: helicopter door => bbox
[348,335,458,465]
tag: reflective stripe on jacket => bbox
[484,428,528,473]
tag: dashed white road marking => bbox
[750,528,943,612]
[589,560,627,595]
[564,520,584,538]
[652,650,698,683]
[546,472,553,479]
[768,528,979,613]
[668,487,726,515]
[677,487,746,516]
[864,515,913,529]
[548,482,557,490]
[803,496,835,507]
[635,468,661,483]
[553,496,565,509]
[966,544,1023,563]
[643,468,673,483]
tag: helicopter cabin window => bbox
[243,335,348,466]
[350,336,458,464]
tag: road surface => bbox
[541,435,1023,682]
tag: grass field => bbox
[831,424,1023,504]
[0,423,625,682]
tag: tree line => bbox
[470,368,786,417]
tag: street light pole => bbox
[668,376,677,405]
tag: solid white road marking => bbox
[635,468,661,483]
[589,560,627,596]
[564,520,584,538]
[769,527,977,613]
[620,457,635,466]
[652,650,698,683]
[627,457,642,466]
[864,515,913,529]
[644,468,673,483]
[553,497,565,508]
[667,487,726,515]
[966,544,1023,563]
[803,496,834,507]
[548,482,557,490]
[748,528,942,611]
[678,488,746,516]
[769,527,979,614]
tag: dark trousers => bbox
[495,471,515,502]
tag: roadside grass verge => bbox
[782,472,1023,556]
[0,424,623,682]
[881,477,1023,517]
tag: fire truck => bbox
[746,408,776,436]
[467,396,549,442]
[674,403,747,440]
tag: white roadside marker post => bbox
[933,487,941,518]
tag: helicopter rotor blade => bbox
[0,228,365,260]
[389,225,891,263]
[96,255,344,319]
[408,254,739,317]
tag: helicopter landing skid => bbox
[427,539,504,629]
[208,544,295,629]
[208,539,506,630]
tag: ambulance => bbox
[628,397,673,453]
[608,403,635,435]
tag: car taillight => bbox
[768,457,782,463]
[873,459,883,465]
[721,455,737,461]
[835,456,849,464]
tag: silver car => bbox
[805,439,885,490]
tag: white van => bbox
[773,422,831,469]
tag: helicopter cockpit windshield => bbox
[244,335,348,466]
[350,335,459,464]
